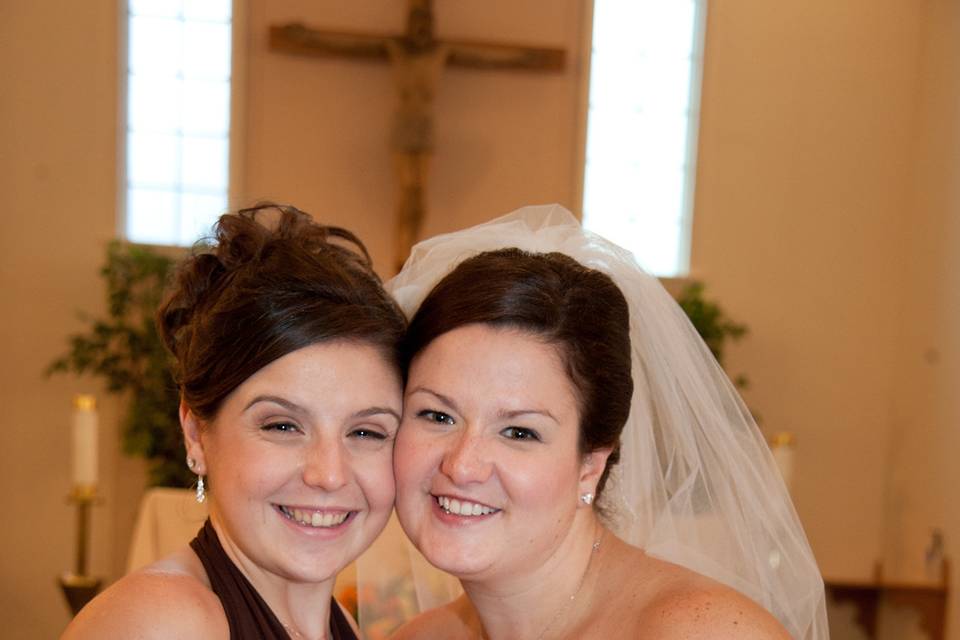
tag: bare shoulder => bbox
[389,595,476,640]
[635,559,790,640]
[61,549,228,640]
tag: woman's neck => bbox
[459,513,605,640]
[209,517,337,640]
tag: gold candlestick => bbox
[58,485,101,615]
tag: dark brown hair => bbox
[157,203,406,421]
[402,248,633,496]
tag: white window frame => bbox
[116,0,246,246]
[575,0,708,278]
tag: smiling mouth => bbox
[435,495,500,517]
[276,505,351,528]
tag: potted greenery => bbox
[47,241,190,487]
[675,281,749,389]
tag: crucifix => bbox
[269,0,566,271]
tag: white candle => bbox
[72,394,98,487]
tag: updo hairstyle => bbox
[157,203,406,422]
[402,248,633,497]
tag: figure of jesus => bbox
[269,0,564,270]
[385,1,449,271]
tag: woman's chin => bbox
[431,559,491,581]
[274,554,345,585]
[399,502,506,580]
[417,539,497,581]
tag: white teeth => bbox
[437,495,498,516]
[279,505,348,528]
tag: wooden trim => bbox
[825,558,950,639]
[229,0,247,210]
[571,0,594,222]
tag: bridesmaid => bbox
[63,204,406,640]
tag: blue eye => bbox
[501,426,541,442]
[417,409,455,425]
[350,428,387,440]
[262,422,300,434]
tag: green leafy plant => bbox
[47,241,191,487]
[676,281,749,389]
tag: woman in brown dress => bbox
[63,204,406,640]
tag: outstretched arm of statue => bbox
[269,23,391,61]
[445,39,565,71]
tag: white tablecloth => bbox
[126,487,208,573]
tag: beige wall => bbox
[2,1,958,638]
[882,0,960,637]
[694,0,921,578]
[0,2,145,638]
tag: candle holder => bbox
[58,484,101,615]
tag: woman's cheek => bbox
[370,447,398,510]
[395,425,435,486]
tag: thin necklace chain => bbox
[280,619,327,640]
[533,529,605,640]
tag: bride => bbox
[370,205,826,639]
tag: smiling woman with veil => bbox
[356,205,826,640]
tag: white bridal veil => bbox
[357,205,827,640]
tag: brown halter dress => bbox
[190,520,358,640]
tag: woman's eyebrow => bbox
[498,408,559,424]
[245,396,400,422]
[406,386,463,415]
[352,406,401,422]
[244,395,305,413]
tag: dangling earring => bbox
[580,492,594,505]
[187,457,206,503]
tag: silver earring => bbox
[580,492,594,505]
[196,476,206,503]
[187,457,196,471]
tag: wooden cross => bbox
[269,0,566,271]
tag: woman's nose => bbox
[302,437,350,491]
[440,429,493,486]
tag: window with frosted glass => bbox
[582,0,706,277]
[124,0,232,246]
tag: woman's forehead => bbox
[406,324,579,414]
